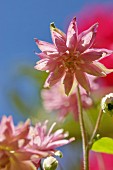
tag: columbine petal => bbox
[81,62,106,77]
[75,70,90,92]
[44,67,65,87]
[35,52,49,59]
[35,39,57,53]
[34,59,57,72]
[95,61,113,74]
[66,17,78,51]
[50,23,67,52]
[80,49,113,62]
[77,23,98,53]
[46,139,74,149]
[63,72,74,95]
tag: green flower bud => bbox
[43,156,58,170]
[54,150,63,158]
[101,93,113,115]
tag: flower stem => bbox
[40,163,43,170]
[89,109,103,146]
[77,85,89,170]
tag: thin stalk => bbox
[77,85,89,170]
[40,162,43,170]
[89,109,103,146]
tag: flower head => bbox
[0,116,36,170]
[41,79,95,120]
[27,120,75,167]
[0,116,75,169]
[35,17,113,95]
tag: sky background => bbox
[0,0,113,122]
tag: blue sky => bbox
[0,0,113,122]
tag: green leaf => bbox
[91,137,113,154]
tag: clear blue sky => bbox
[0,0,113,122]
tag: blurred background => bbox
[1,0,113,169]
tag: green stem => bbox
[40,162,43,170]
[77,85,89,170]
[89,109,103,146]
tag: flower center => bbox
[62,51,83,72]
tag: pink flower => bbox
[41,79,95,120]
[0,116,75,169]
[27,120,75,167]
[0,116,36,170]
[34,17,113,95]
[78,5,113,88]
[89,152,113,170]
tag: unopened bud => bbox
[55,150,63,158]
[43,156,58,170]
[101,93,113,115]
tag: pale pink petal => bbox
[80,48,113,62]
[63,72,74,95]
[44,67,65,87]
[47,138,75,149]
[35,52,49,59]
[50,23,67,52]
[34,59,57,71]
[0,116,15,140]
[77,23,98,53]
[36,51,60,59]
[95,61,113,74]
[35,38,57,53]
[66,17,78,51]
[75,71,90,92]
[81,62,106,76]
[50,23,66,41]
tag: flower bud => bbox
[43,156,58,170]
[101,93,113,115]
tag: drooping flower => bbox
[34,17,113,95]
[78,5,113,88]
[27,120,75,167]
[41,77,96,120]
[0,116,36,170]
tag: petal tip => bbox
[50,22,56,29]
[34,38,38,43]
[93,23,99,32]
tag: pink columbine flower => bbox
[41,79,95,120]
[0,116,74,169]
[27,120,75,167]
[0,116,36,170]
[34,17,113,95]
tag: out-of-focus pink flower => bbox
[78,5,113,88]
[35,17,113,95]
[0,116,75,169]
[0,116,36,170]
[27,120,75,167]
[89,152,113,170]
[41,79,95,120]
